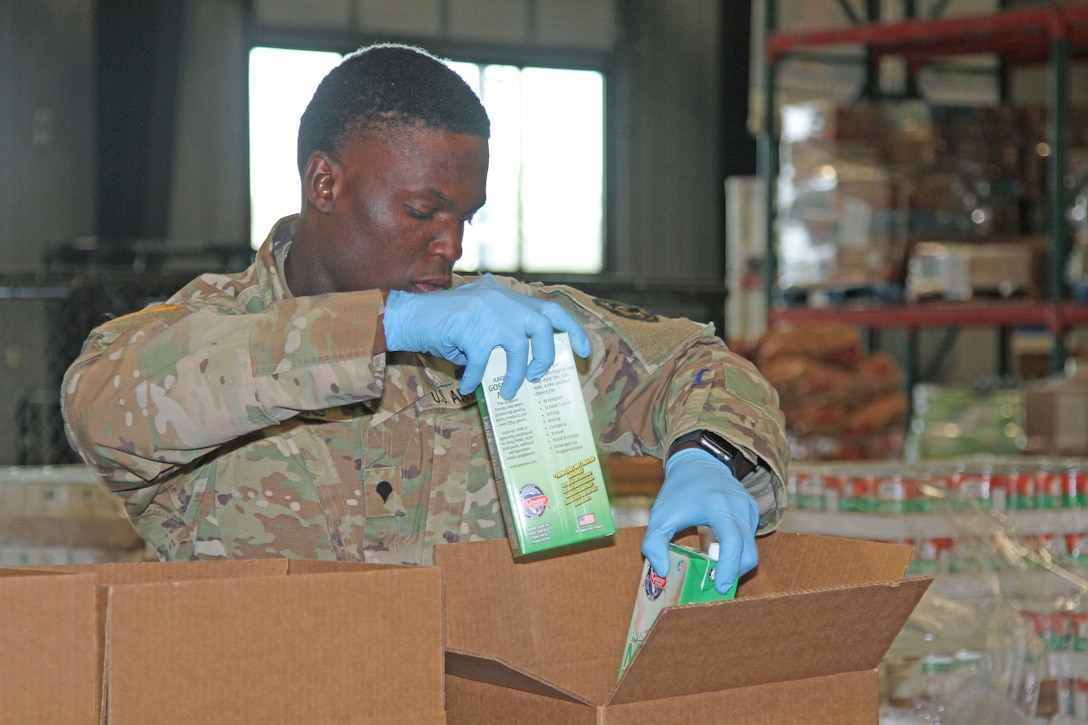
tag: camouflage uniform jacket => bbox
[62,215,789,565]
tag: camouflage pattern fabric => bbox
[61,215,789,565]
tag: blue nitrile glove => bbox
[383,274,591,399]
[641,447,760,595]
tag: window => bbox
[248,47,605,274]
[248,47,342,253]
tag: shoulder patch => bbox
[592,298,659,322]
[552,286,710,370]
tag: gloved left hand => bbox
[641,447,760,595]
[383,274,591,399]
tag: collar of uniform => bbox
[253,214,298,305]
[274,238,293,297]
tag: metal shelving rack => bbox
[758,1,1088,388]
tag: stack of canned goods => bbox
[789,456,1088,721]
[790,456,1088,516]
[787,456,1088,575]
[1016,597,1088,721]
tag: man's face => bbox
[317,127,488,293]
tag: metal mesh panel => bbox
[1,242,253,465]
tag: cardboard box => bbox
[1024,378,1088,456]
[0,559,445,724]
[906,240,1043,301]
[435,527,930,724]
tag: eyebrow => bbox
[420,186,485,214]
[420,187,455,206]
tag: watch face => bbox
[699,432,756,480]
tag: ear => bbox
[303,153,338,214]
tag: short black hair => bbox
[297,43,491,174]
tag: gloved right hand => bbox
[383,274,591,399]
[641,447,760,595]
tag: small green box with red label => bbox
[620,541,737,675]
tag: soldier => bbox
[61,43,788,594]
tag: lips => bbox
[413,278,450,292]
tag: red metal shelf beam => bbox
[768,5,1088,66]
[767,301,1076,332]
[1061,301,1088,329]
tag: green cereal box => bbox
[476,332,616,558]
[619,542,737,677]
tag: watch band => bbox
[668,429,757,481]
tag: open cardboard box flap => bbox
[436,527,931,707]
[610,578,929,704]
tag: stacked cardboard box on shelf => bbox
[776,100,1087,296]
[1019,104,1088,214]
[777,102,911,291]
[905,237,1048,302]
[908,105,1023,242]
[1024,374,1088,458]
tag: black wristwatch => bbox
[668,429,757,481]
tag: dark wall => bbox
[722,1,756,179]
[95,0,185,241]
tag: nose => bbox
[429,220,464,263]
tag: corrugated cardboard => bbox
[0,567,101,723]
[0,559,445,724]
[435,527,930,724]
[906,240,1044,301]
[1024,377,1088,456]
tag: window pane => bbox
[520,68,604,273]
[474,64,522,271]
[450,62,521,272]
[248,47,342,249]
